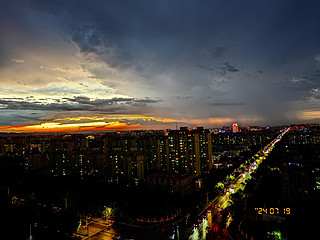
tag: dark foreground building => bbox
[146,171,194,195]
[281,130,320,203]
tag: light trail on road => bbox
[186,127,290,240]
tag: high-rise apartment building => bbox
[103,133,144,182]
[48,135,105,177]
[168,127,212,176]
[106,151,144,183]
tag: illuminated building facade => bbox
[103,133,144,182]
[48,135,105,177]
[232,123,239,133]
[139,134,161,172]
[168,127,212,176]
[106,151,144,183]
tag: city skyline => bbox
[1,0,320,133]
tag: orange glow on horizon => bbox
[0,115,183,133]
[299,110,320,120]
[0,122,141,133]
[0,115,267,133]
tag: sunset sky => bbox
[1,0,320,132]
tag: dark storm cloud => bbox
[176,96,193,100]
[32,0,236,85]
[63,96,162,106]
[0,98,84,111]
[0,96,162,112]
[0,110,49,126]
[197,61,240,79]
[220,62,239,73]
[1,0,320,126]
[27,1,320,78]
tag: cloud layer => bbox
[1,0,320,130]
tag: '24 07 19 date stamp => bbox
[254,208,291,215]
